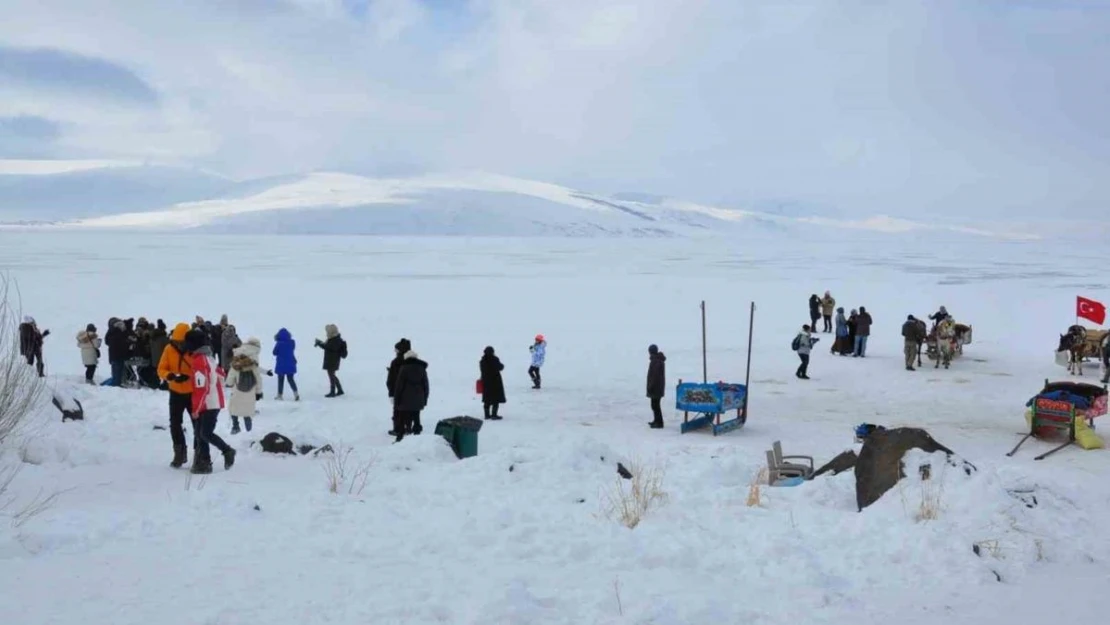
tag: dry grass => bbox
[915,474,945,521]
[600,457,668,529]
[322,445,375,495]
[0,274,45,446]
[746,467,768,507]
[974,539,1003,559]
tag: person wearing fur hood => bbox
[19,316,49,377]
[392,350,429,442]
[76,323,102,384]
[225,337,273,434]
[315,324,348,398]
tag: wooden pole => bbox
[744,302,754,416]
[701,300,708,384]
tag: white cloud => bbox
[0,0,1107,219]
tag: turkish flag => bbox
[1077,296,1107,325]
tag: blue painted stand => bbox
[675,381,748,436]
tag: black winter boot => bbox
[171,446,187,468]
[190,454,212,474]
[223,448,236,470]
[230,416,241,435]
[244,417,252,432]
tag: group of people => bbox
[792,300,958,378]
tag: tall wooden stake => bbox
[744,302,755,413]
[701,300,708,383]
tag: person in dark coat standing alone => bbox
[386,338,411,435]
[19,316,49,377]
[392,350,429,442]
[315,324,347,398]
[646,344,666,429]
[480,346,506,420]
[808,295,821,333]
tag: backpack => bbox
[339,339,348,359]
[791,335,802,351]
[236,368,257,393]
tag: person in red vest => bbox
[186,329,236,474]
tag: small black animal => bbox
[52,396,84,422]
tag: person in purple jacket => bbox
[273,328,300,401]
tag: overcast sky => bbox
[0,0,1106,218]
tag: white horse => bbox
[935,319,956,369]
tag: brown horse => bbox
[1058,325,1096,376]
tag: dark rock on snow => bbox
[258,432,296,455]
[617,463,633,480]
[855,427,960,511]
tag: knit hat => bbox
[648,344,658,355]
[86,323,96,332]
[184,328,207,352]
[325,324,339,339]
[395,338,411,353]
[23,315,33,324]
[535,334,545,342]
[484,346,495,356]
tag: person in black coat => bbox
[104,318,130,386]
[315,324,347,398]
[808,294,821,333]
[480,346,506,420]
[646,344,666,429]
[386,338,411,436]
[392,350,429,442]
[19,316,49,377]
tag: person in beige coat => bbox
[820,291,836,333]
[76,324,102,384]
[225,337,271,434]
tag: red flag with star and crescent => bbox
[1077,296,1106,325]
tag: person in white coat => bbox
[225,337,272,434]
[76,323,102,384]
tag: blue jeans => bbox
[110,360,124,386]
[278,374,298,395]
[854,335,869,356]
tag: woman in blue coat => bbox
[273,328,299,401]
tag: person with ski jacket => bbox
[315,324,347,398]
[226,337,271,434]
[792,325,819,379]
[392,349,429,441]
[186,329,234,474]
[76,324,101,383]
[480,346,506,421]
[646,344,667,429]
[528,335,546,389]
[158,323,195,468]
[272,328,299,401]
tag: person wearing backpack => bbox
[225,337,272,434]
[272,328,299,401]
[792,324,819,380]
[315,324,347,398]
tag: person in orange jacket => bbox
[186,329,235,474]
[158,323,195,468]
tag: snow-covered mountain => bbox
[0,161,1040,240]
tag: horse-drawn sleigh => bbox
[925,318,972,369]
[1056,325,1110,376]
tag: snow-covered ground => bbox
[1,231,1108,625]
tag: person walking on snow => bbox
[901,315,927,371]
[76,324,101,384]
[480,346,506,420]
[226,337,271,434]
[792,325,819,379]
[820,291,836,333]
[19,316,49,377]
[808,295,821,333]
[272,328,299,401]
[854,307,873,357]
[186,329,235,474]
[315,324,347,398]
[528,334,546,389]
[392,349,429,442]
[158,323,195,468]
[646,344,667,429]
